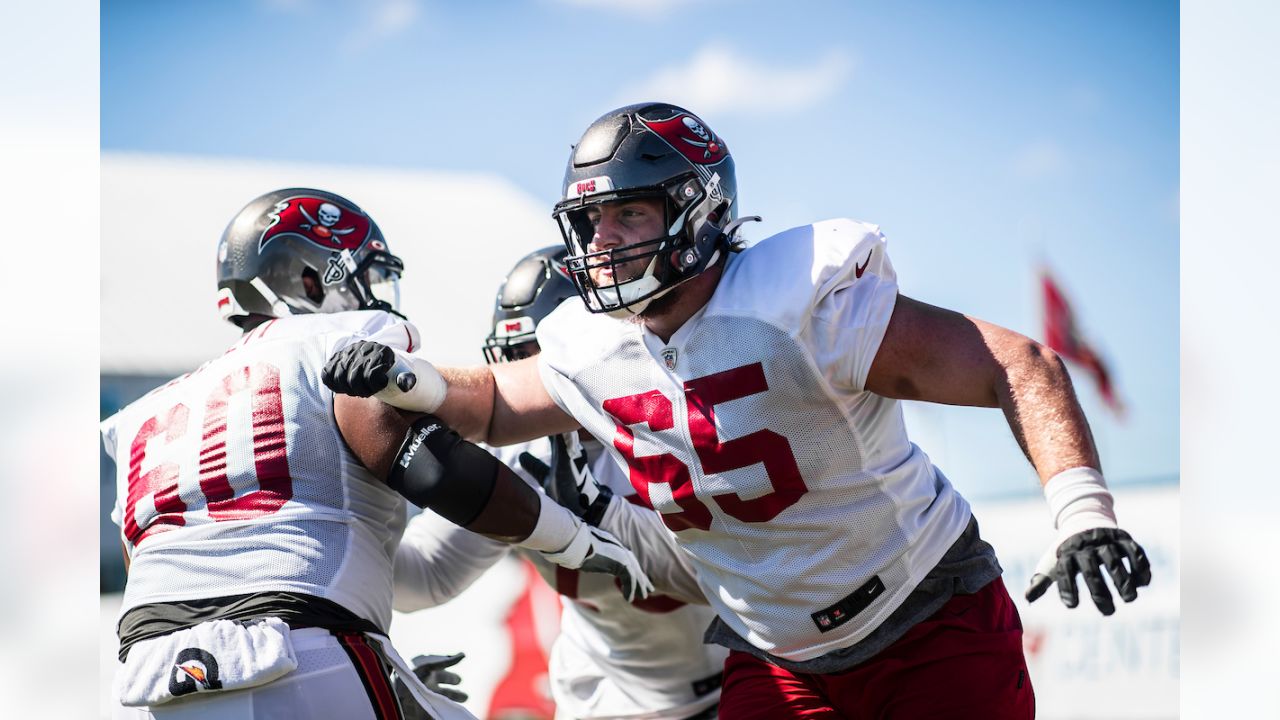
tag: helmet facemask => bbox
[343,248,404,315]
[554,173,730,318]
[554,103,739,318]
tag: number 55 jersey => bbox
[535,219,974,663]
[102,310,419,636]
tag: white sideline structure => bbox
[101,152,563,374]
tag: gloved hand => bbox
[1025,527,1152,615]
[322,340,395,397]
[519,433,613,525]
[393,652,467,718]
[540,521,655,602]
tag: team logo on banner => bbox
[259,195,373,252]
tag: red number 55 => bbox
[603,362,807,532]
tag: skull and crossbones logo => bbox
[299,202,355,243]
[680,116,721,159]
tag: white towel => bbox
[115,617,298,707]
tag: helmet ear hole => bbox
[301,267,325,304]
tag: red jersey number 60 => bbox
[603,362,807,532]
[124,362,293,546]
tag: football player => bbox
[103,189,651,720]
[391,246,725,720]
[325,103,1152,718]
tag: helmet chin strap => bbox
[251,277,295,317]
[601,249,721,319]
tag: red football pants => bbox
[718,577,1034,719]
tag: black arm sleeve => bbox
[387,415,501,528]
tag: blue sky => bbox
[102,0,1178,496]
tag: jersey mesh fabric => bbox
[397,437,725,718]
[536,219,973,662]
[107,311,414,633]
[523,440,725,719]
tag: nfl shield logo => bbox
[661,347,678,371]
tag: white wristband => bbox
[373,350,448,414]
[1043,466,1118,541]
[520,492,583,553]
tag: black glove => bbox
[322,340,395,397]
[393,652,467,717]
[1025,527,1152,615]
[519,434,613,526]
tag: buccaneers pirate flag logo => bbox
[259,196,373,252]
[638,112,729,166]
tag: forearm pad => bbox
[387,415,499,528]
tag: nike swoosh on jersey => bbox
[854,249,873,278]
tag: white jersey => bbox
[536,218,972,662]
[395,438,725,720]
[103,311,420,633]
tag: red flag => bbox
[486,560,559,720]
[1041,270,1124,418]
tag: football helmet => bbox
[215,188,404,327]
[482,245,577,363]
[552,102,747,317]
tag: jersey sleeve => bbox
[804,220,899,391]
[101,413,125,528]
[535,354,573,416]
[393,510,510,612]
[533,302,583,417]
[325,310,423,358]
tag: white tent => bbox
[101,152,564,374]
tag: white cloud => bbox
[258,0,311,12]
[1010,140,1069,179]
[370,0,420,36]
[341,0,423,54]
[616,43,853,117]
[256,0,422,53]
[548,0,710,18]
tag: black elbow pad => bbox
[387,415,500,527]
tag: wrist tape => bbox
[521,493,583,554]
[1044,466,1118,541]
[388,415,498,527]
[374,350,448,414]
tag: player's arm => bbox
[595,499,707,605]
[866,294,1097,476]
[865,294,1151,615]
[436,358,579,445]
[393,511,510,612]
[332,390,653,600]
[323,338,576,445]
[520,437,708,605]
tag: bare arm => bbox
[334,390,656,599]
[334,392,539,542]
[865,294,1099,483]
[436,357,579,446]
